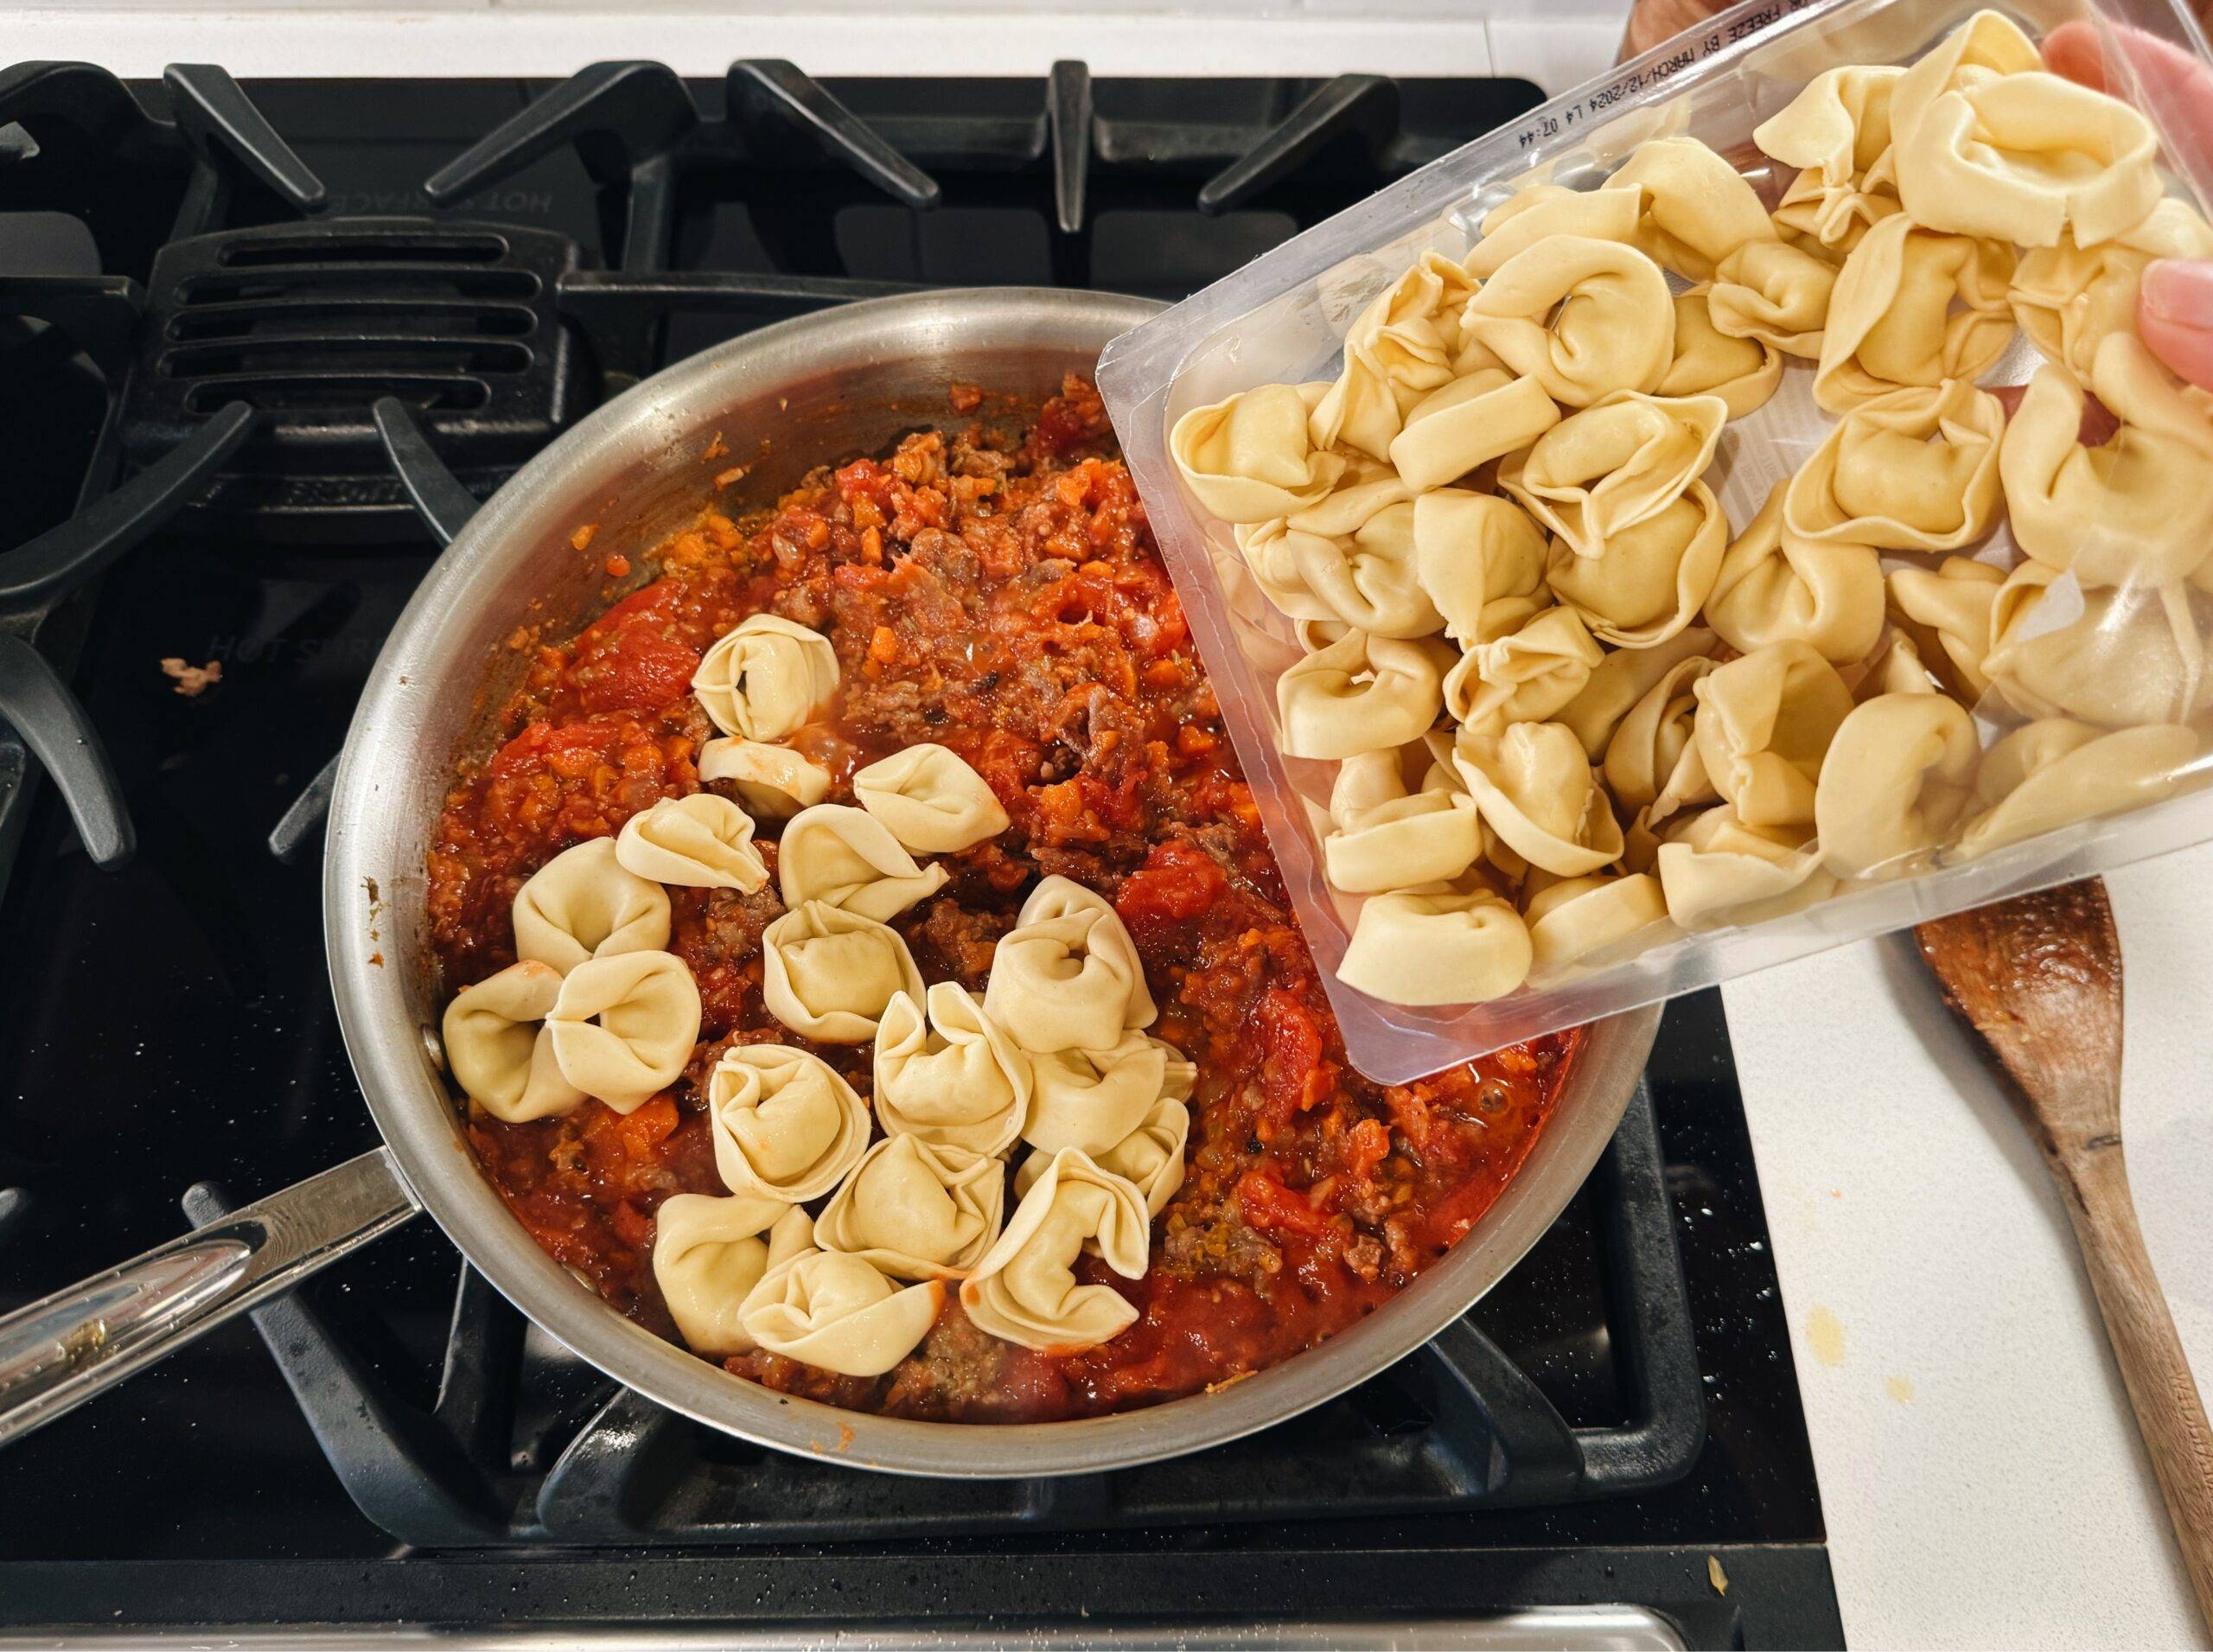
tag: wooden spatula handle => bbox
[2051,1139,2213,1627]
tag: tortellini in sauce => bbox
[984,875,1156,1055]
[814,1135,1005,1281]
[778,803,949,922]
[442,959,581,1123]
[652,1196,811,1357]
[512,837,672,974]
[871,983,1030,1157]
[705,1042,871,1202]
[960,1150,1151,1352]
[698,736,832,819]
[759,900,927,1044]
[543,949,702,1114]
[1021,1030,1174,1159]
[1015,1093,1192,1219]
[692,613,839,743]
[739,1247,945,1377]
[851,743,1009,854]
[615,794,767,892]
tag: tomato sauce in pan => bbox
[428,377,1580,1422]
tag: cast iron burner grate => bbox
[182,1086,1700,1549]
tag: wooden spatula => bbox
[1916,879,2213,1632]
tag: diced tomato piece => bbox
[1234,1169,1336,1240]
[1116,839,1228,927]
[614,1094,679,1158]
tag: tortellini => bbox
[652,1196,810,1357]
[1886,10,2041,151]
[1814,216,2014,411]
[1409,490,1548,647]
[1892,69,2160,250]
[1277,629,1451,760]
[1603,654,1718,825]
[1554,628,1717,759]
[1016,1094,1191,1219]
[1541,482,1728,649]
[698,736,832,819]
[615,794,767,892]
[1323,745,1481,893]
[960,1150,1151,1351]
[1982,564,2213,729]
[1707,241,1837,358]
[759,900,926,1043]
[1022,1030,1174,1158]
[984,875,1156,1055]
[1604,136,1778,282]
[692,614,839,743]
[1755,64,1904,253]
[872,983,1030,1156]
[1999,335,2213,588]
[1311,252,1478,459]
[1812,692,1980,877]
[1691,641,1854,831]
[1468,182,1641,278]
[1658,290,1783,418]
[1785,380,2003,552]
[739,1247,944,1377]
[1237,475,1440,638]
[442,959,582,1123]
[815,1135,1005,1280]
[1336,883,1534,1005]
[1954,721,2202,858]
[2012,200,2213,381]
[706,1042,871,1202]
[1454,720,1625,876]
[851,743,1009,855]
[1459,235,1675,407]
[1523,873,1669,973]
[1499,391,1725,561]
[778,804,949,922]
[512,837,671,974]
[1170,381,1347,524]
[1887,558,2003,707]
[1444,606,1602,731]
[1388,369,1561,493]
[1655,807,1837,929]
[544,949,702,1114]
[1705,482,1885,664]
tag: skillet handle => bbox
[0,1148,420,1449]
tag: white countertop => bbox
[10,6,2212,1646]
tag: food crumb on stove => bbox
[603,553,631,579]
[948,381,983,412]
[571,523,596,552]
[1708,1555,1728,1596]
[159,657,222,697]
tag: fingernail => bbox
[2140,259,2213,328]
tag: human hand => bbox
[2044,20,2213,392]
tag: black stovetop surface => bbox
[0,66,1835,1649]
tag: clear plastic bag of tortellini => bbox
[1100,0,2213,1082]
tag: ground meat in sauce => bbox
[429,376,1582,1423]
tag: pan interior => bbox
[325,287,1660,1477]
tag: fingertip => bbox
[2043,19,2108,89]
[2137,268,2213,394]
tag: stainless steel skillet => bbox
[0,287,1660,1475]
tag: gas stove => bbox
[0,60,1840,1649]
